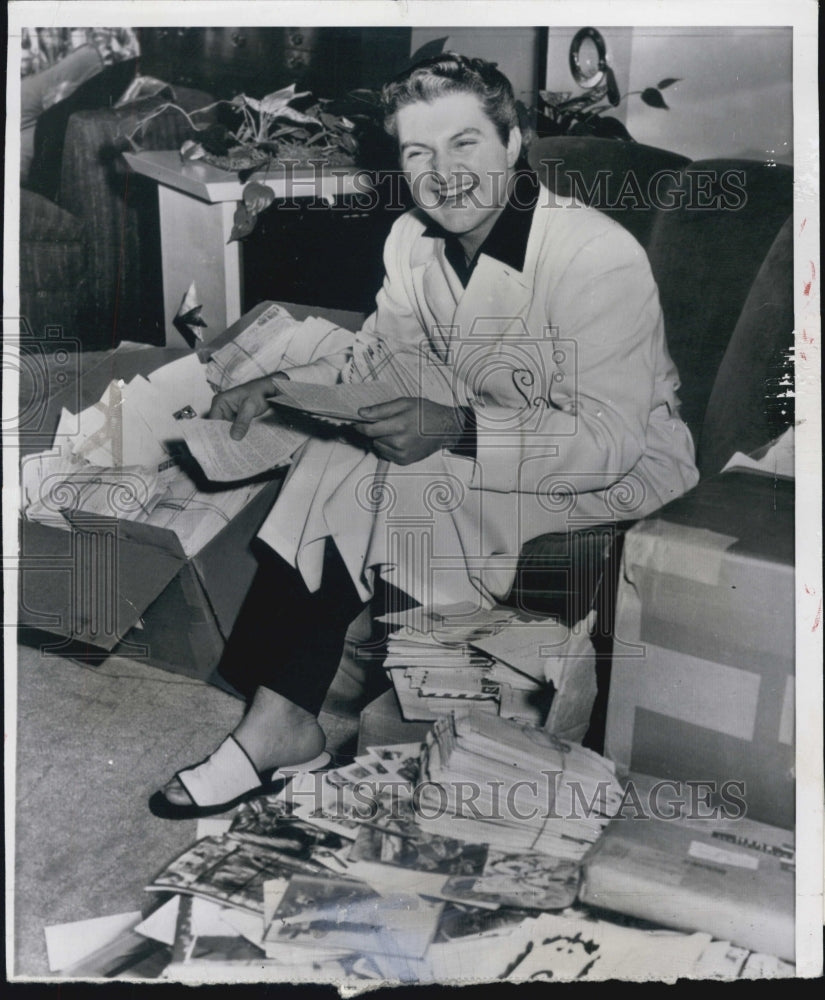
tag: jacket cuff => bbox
[447,406,477,459]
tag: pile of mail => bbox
[53,731,795,983]
[204,302,354,393]
[134,735,591,981]
[20,307,352,553]
[378,603,598,740]
[416,711,624,859]
[19,350,276,557]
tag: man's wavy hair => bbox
[382,52,521,148]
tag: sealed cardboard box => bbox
[17,302,364,679]
[580,773,795,961]
[605,470,794,829]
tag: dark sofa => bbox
[527,136,793,478]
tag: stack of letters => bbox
[379,603,598,739]
[416,711,624,858]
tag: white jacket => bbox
[257,186,699,607]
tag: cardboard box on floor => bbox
[18,302,365,680]
[604,469,795,830]
[580,773,795,961]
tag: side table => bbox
[123,151,368,348]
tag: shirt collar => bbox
[423,168,540,286]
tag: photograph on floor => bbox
[3,0,821,986]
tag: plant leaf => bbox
[579,104,612,120]
[260,84,297,105]
[229,204,257,242]
[319,111,340,130]
[260,86,312,116]
[347,89,382,105]
[641,88,669,110]
[273,106,322,126]
[269,126,302,139]
[409,36,450,64]
[338,132,358,154]
[539,90,573,109]
[197,124,233,155]
[657,77,681,90]
[180,139,206,160]
[605,66,621,107]
[582,116,634,141]
[243,181,275,215]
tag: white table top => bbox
[123,150,369,204]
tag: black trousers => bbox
[217,539,410,715]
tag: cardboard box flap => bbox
[19,514,188,650]
[65,511,188,559]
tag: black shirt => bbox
[424,168,541,289]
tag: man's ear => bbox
[506,126,523,167]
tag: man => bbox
[151,54,698,819]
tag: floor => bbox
[10,638,364,978]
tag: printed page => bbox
[206,306,354,392]
[205,303,303,390]
[182,415,306,482]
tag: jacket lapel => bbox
[414,242,463,360]
[413,186,548,350]
[450,254,534,342]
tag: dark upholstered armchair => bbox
[508,139,794,745]
[516,138,794,623]
[527,138,794,471]
[20,76,213,350]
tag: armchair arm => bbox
[58,87,214,348]
[19,188,87,342]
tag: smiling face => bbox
[395,92,522,259]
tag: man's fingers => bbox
[230,397,259,440]
[208,395,235,421]
[358,397,413,421]
[372,440,404,463]
[353,416,409,439]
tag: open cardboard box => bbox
[17,302,365,680]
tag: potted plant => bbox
[124,83,389,239]
[533,76,680,141]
